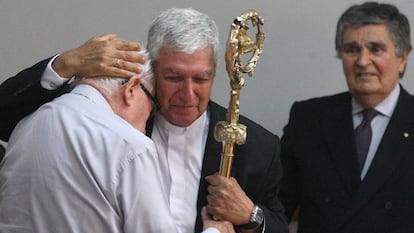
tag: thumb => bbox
[201,206,207,221]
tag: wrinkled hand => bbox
[202,207,235,233]
[52,34,144,79]
[205,173,254,225]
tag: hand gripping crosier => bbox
[214,10,265,178]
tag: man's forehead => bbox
[343,25,391,38]
[342,27,393,45]
[342,40,387,46]
[164,68,213,76]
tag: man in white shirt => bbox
[0,49,233,233]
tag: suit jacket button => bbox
[384,201,392,210]
[324,197,331,203]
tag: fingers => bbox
[84,34,144,76]
[110,55,144,77]
[202,206,235,233]
[53,34,146,79]
[206,176,255,225]
[95,57,143,78]
[206,174,231,198]
[206,175,231,220]
[205,173,226,186]
[93,34,119,42]
[201,206,210,221]
[114,38,141,51]
[107,39,144,76]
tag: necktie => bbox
[354,109,379,173]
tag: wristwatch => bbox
[237,205,264,230]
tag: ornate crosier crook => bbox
[214,10,265,178]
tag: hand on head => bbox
[52,34,145,79]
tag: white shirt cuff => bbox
[202,227,220,233]
[40,55,67,90]
[260,218,266,233]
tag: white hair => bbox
[147,8,220,66]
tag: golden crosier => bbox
[214,9,265,178]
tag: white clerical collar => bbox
[154,111,209,136]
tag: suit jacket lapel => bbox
[322,93,361,195]
[363,88,414,187]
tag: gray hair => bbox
[97,48,153,93]
[335,2,412,58]
[147,8,220,67]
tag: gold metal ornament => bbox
[214,10,265,178]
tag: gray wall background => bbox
[1,0,414,139]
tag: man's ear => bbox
[123,76,141,105]
[399,48,411,78]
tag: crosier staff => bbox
[214,10,265,178]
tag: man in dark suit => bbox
[0,8,288,233]
[279,2,414,233]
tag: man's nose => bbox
[356,49,372,67]
[180,80,195,99]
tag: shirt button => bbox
[384,201,393,210]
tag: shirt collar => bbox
[155,111,208,136]
[70,84,113,114]
[352,84,400,118]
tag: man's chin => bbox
[169,114,197,127]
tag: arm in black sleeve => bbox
[0,57,70,141]
[279,102,300,222]
[259,134,289,233]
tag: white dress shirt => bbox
[352,84,400,179]
[152,111,209,233]
[40,55,67,90]
[0,85,179,233]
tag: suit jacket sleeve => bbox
[0,57,69,141]
[279,102,301,222]
[258,134,289,233]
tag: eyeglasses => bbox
[140,83,160,109]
